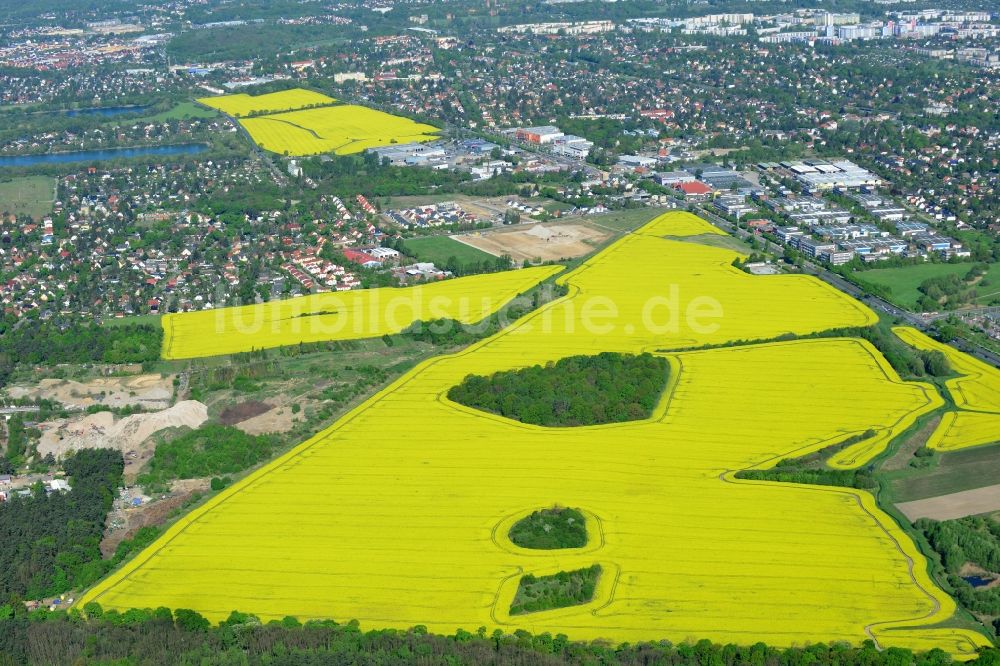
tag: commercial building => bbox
[783,160,884,190]
[551,135,593,159]
[515,126,565,144]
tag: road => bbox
[690,205,1000,369]
[0,406,41,416]
[213,105,289,187]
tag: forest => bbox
[0,317,162,386]
[916,516,1000,623]
[0,449,123,599]
[448,352,669,427]
[0,605,997,666]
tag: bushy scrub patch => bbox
[510,565,602,615]
[139,425,277,486]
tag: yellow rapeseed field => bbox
[196,89,336,117]
[240,105,441,156]
[161,267,562,359]
[197,88,440,155]
[78,213,989,656]
[892,326,1000,452]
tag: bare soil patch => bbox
[218,400,272,425]
[896,483,1000,521]
[37,401,209,471]
[236,405,297,435]
[8,374,174,410]
[101,478,210,557]
[453,222,610,263]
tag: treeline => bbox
[399,282,569,348]
[0,317,162,385]
[916,516,1000,622]
[448,352,669,427]
[0,605,995,666]
[736,467,878,490]
[138,425,278,490]
[438,252,514,277]
[735,430,879,490]
[557,117,647,153]
[0,449,123,599]
[658,322,950,381]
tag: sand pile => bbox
[37,401,208,458]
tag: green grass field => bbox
[582,207,676,233]
[403,235,497,265]
[678,232,756,255]
[544,201,576,213]
[855,262,1000,310]
[0,176,54,220]
[888,442,1000,502]
[141,102,219,123]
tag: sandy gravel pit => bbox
[453,223,610,262]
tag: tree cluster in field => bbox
[0,449,123,599]
[138,425,277,490]
[0,317,162,386]
[916,516,1000,623]
[509,507,587,550]
[510,564,602,615]
[915,265,992,312]
[2,604,996,666]
[448,353,669,427]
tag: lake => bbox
[0,144,209,167]
[962,575,995,588]
[65,105,152,117]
